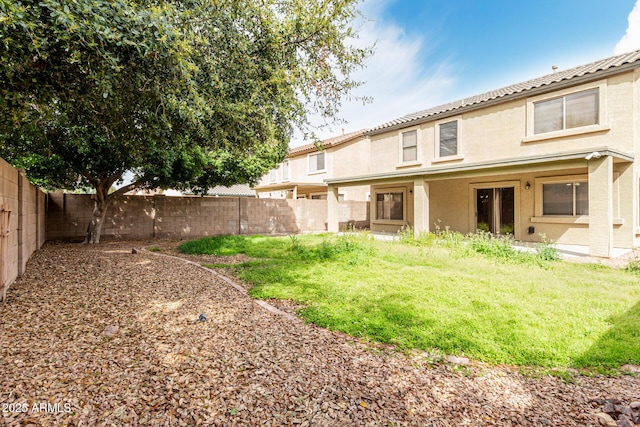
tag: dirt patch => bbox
[0,240,638,426]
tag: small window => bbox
[376,192,403,220]
[311,194,327,200]
[439,121,458,157]
[281,160,290,181]
[269,169,277,183]
[402,130,417,162]
[338,192,346,201]
[534,88,599,134]
[542,182,588,216]
[309,152,326,173]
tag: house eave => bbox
[366,62,640,136]
[324,147,634,185]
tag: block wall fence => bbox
[46,193,370,240]
[0,158,47,300]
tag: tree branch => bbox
[106,180,144,201]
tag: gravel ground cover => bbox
[0,240,639,426]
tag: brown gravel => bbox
[1,241,639,426]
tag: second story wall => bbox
[368,69,639,176]
[258,134,369,186]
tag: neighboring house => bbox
[325,49,640,257]
[254,130,370,201]
[206,185,255,197]
[132,184,255,197]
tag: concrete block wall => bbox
[0,157,47,298]
[46,193,370,240]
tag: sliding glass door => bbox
[475,187,514,234]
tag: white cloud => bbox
[293,0,456,145]
[615,0,640,55]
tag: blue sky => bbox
[303,0,640,143]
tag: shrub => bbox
[468,231,518,261]
[534,234,559,261]
[625,257,640,274]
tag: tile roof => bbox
[369,49,640,134]
[288,129,368,156]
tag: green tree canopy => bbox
[0,0,370,242]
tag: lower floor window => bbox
[376,192,403,220]
[542,181,588,215]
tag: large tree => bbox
[0,0,370,242]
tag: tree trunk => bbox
[84,196,109,244]
[81,174,138,244]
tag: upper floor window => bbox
[439,121,458,157]
[402,130,417,162]
[308,151,326,174]
[281,160,290,181]
[542,181,588,216]
[534,88,599,134]
[269,169,277,183]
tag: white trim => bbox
[434,115,462,160]
[396,161,423,168]
[281,160,290,182]
[522,124,610,143]
[307,151,327,175]
[525,79,608,139]
[431,154,464,164]
[397,126,422,166]
[269,169,278,183]
[530,216,623,225]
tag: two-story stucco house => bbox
[325,50,640,257]
[254,130,370,201]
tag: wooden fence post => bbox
[1,204,11,303]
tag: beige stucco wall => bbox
[366,160,636,248]
[360,69,640,251]
[368,71,637,173]
[257,136,370,201]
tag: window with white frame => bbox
[308,151,326,173]
[281,160,290,181]
[376,192,403,220]
[439,121,458,157]
[269,169,277,183]
[542,181,588,216]
[401,130,417,162]
[534,88,599,134]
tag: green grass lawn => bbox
[179,233,640,370]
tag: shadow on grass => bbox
[573,299,640,369]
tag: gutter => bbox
[324,147,634,185]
